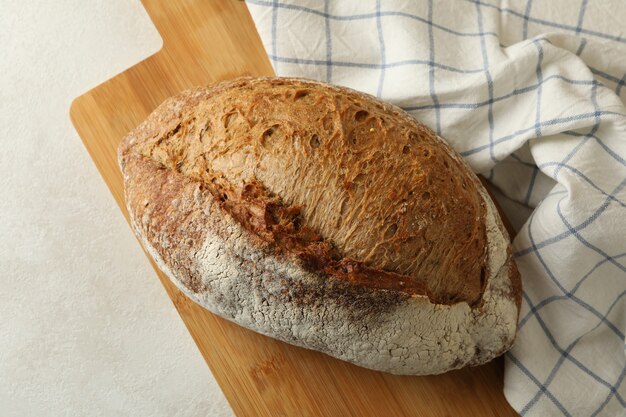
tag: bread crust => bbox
[119,77,521,375]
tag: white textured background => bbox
[0,1,233,415]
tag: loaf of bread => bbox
[118,77,521,375]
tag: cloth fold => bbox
[246,1,626,415]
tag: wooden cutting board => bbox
[70,1,519,416]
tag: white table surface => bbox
[0,1,234,415]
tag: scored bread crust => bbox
[119,77,521,375]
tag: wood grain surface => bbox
[70,1,519,416]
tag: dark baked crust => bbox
[120,77,497,306]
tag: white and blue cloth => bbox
[245,1,626,416]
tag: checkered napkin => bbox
[245,1,626,415]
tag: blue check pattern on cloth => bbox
[245,1,626,415]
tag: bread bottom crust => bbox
[125,155,520,375]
